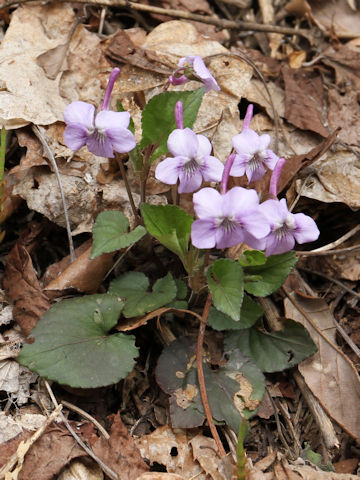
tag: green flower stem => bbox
[236,418,247,479]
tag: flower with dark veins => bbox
[191,187,270,249]
[63,68,136,158]
[155,127,224,193]
[169,55,220,92]
[230,104,278,182]
[260,198,320,256]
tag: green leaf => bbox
[90,211,146,258]
[224,319,317,373]
[208,294,263,331]
[109,272,177,317]
[241,251,297,297]
[207,259,244,321]
[141,204,193,263]
[18,295,138,388]
[139,89,205,163]
[155,337,265,432]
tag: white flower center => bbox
[216,216,239,233]
[182,156,203,178]
[273,214,295,239]
[248,150,266,171]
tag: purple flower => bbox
[191,187,270,249]
[63,68,136,158]
[230,104,279,182]
[260,198,320,256]
[169,55,220,92]
[155,128,224,193]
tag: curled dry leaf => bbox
[44,245,114,294]
[57,459,104,480]
[284,292,360,443]
[3,244,50,336]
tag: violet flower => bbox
[191,187,270,249]
[155,101,224,193]
[260,198,320,256]
[169,55,220,92]
[64,68,136,158]
[230,104,279,182]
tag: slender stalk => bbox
[269,157,286,198]
[115,153,139,222]
[242,104,253,131]
[140,145,152,204]
[236,418,247,479]
[220,153,236,195]
[196,292,226,457]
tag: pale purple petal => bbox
[232,129,260,156]
[86,133,114,158]
[155,157,181,185]
[243,232,267,251]
[201,156,224,182]
[196,134,212,156]
[257,133,271,151]
[193,188,223,219]
[106,128,136,153]
[229,154,246,177]
[167,128,198,158]
[260,198,288,223]
[293,213,320,244]
[246,162,266,183]
[191,219,217,248]
[265,232,295,256]
[264,149,279,170]
[63,124,89,151]
[238,209,271,239]
[64,101,95,130]
[221,187,260,217]
[178,169,203,193]
[192,56,220,91]
[95,110,130,130]
[215,225,245,248]
[168,74,188,86]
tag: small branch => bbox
[296,244,360,257]
[44,381,118,480]
[115,153,139,222]
[298,266,360,301]
[300,224,360,254]
[32,126,75,262]
[0,0,311,39]
[61,400,110,439]
[196,293,226,457]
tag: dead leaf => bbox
[284,292,360,442]
[92,412,148,480]
[334,459,359,474]
[136,474,184,480]
[327,88,360,145]
[294,150,360,209]
[135,425,207,479]
[190,434,234,480]
[282,65,328,137]
[0,361,37,406]
[44,245,114,294]
[289,463,360,479]
[57,459,104,480]
[0,412,46,444]
[309,0,360,38]
[3,244,50,336]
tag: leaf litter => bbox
[0,0,360,478]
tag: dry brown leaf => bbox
[294,150,360,209]
[190,434,235,480]
[245,79,285,119]
[334,459,359,474]
[327,88,360,146]
[135,426,206,479]
[281,65,328,137]
[136,474,184,480]
[309,0,360,38]
[57,459,104,480]
[3,244,50,336]
[289,463,359,479]
[284,292,360,442]
[44,245,114,294]
[92,412,148,480]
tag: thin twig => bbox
[296,244,360,257]
[44,381,118,480]
[0,404,63,479]
[305,224,360,254]
[196,293,226,457]
[61,400,110,439]
[0,0,311,39]
[298,267,360,301]
[32,126,75,262]
[115,153,139,222]
[332,319,360,360]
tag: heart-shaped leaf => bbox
[208,294,263,331]
[207,259,244,321]
[224,319,317,372]
[109,272,176,317]
[90,211,146,258]
[18,294,138,388]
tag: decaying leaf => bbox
[0,361,37,406]
[284,292,360,442]
[3,244,50,336]
[92,412,148,480]
[57,459,104,480]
